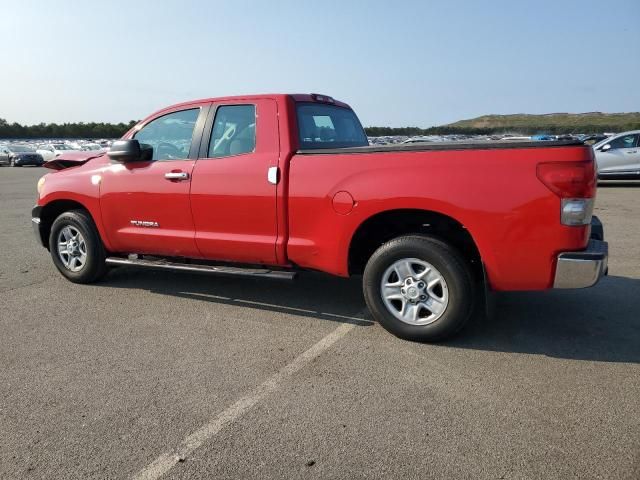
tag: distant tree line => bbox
[0,118,138,139]
[2,117,639,140]
[365,122,640,136]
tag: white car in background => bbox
[81,143,105,152]
[36,143,81,162]
[593,130,640,179]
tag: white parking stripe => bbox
[132,322,356,480]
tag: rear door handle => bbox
[164,171,190,181]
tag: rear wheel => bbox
[49,210,107,283]
[363,235,475,342]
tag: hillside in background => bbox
[442,112,640,134]
[365,112,640,137]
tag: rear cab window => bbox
[296,103,368,150]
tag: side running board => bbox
[105,257,297,281]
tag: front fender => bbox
[38,166,113,252]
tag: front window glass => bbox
[608,134,638,150]
[134,108,199,160]
[296,103,368,149]
[208,105,256,158]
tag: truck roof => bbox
[149,93,351,116]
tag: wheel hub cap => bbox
[57,226,87,272]
[380,258,449,326]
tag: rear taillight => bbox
[536,161,596,198]
[537,161,596,226]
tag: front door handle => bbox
[164,171,190,181]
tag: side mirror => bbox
[601,144,611,152]
[107,139,152,163]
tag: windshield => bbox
[296,103,368,150]
[53,144,72,150]
[9,145,34,152]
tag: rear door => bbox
[99,104,209,257]
[189,99,280,264]
[596,133,640,175]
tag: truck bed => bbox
[297,139,584,155]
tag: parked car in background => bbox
[81,143,105,152]
[593,130,640,179]
[37,143,80,162]
[499,135,532,141]
[531,134,555,141]
[0,144,9,166]
[0,144,44,166]
[65,141,83,150]
[401,136,440,144]
[581,134,610,146]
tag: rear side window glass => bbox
[296,103,368,149]
[608,134,638,150]
[134,108,199,160]
[208,105,256,158]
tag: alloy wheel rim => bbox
[57,226,87,272]
[380,258,449,325]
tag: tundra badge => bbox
[130,220,159,228]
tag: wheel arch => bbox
[347,208,483,280]
[38,199,101,250]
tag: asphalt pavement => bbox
[1,166,638,479]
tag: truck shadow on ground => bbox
[105,269,639,364]
[105,267,373,327]
[453,275,640,364]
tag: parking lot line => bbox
[132,322,356,480]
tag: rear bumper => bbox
[553,217,608,289]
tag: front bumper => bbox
[32,205,47,248]
[553,217,608,289]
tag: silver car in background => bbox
[593,130,640,179]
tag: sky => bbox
[1,0,639,127]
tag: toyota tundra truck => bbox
[32,93,608,341]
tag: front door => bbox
[189,99,279,264]
[99,105,209,257]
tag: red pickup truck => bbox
[33,93,608,341]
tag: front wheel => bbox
[363,235,475,342]
[49,210,107,283]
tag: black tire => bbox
[363,235,475,342]
[49,210,107,283]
